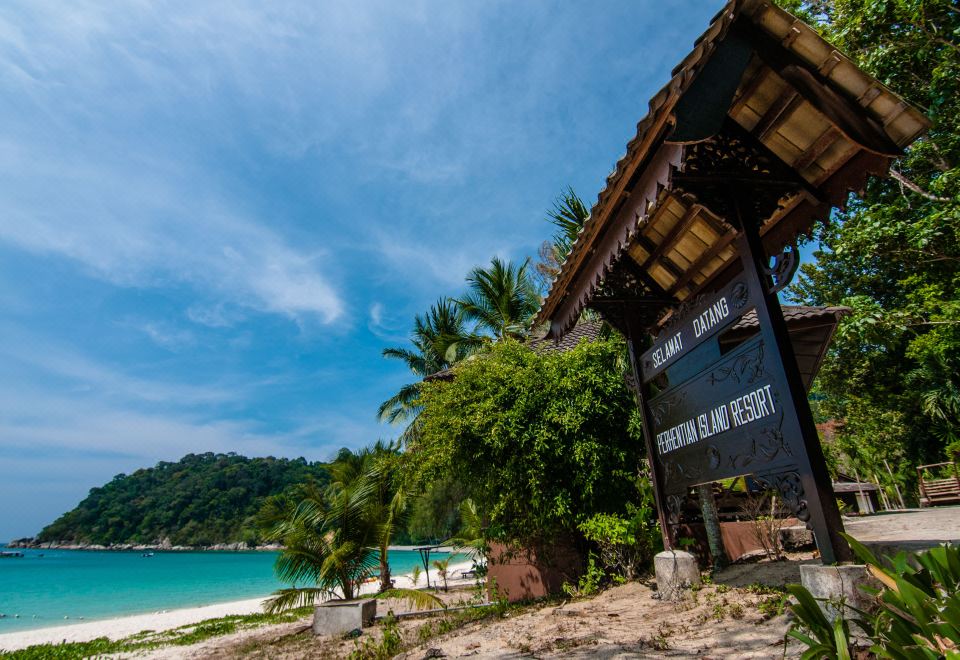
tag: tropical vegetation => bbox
[33,453,330,547]
[787,535,960,659]
[406,338,650,554]
[784,0,960,492]
[257,442,440,612]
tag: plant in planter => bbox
[259,445,441,613]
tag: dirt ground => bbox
[127,558,805,660]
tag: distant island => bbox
[10,453,330,550]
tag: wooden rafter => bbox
[792,127,840,171]
[666,228,737,297]
[754,89,802,142]
[641,202,702,271]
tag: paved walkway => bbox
[844,506,960,554]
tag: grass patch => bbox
[0,607,312,660]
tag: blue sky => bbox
[0,1,725,540]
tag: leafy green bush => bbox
[409,337,645,551]
[561,552,605,599]
[577,476,660,581]
[348,615,403,660]
[787,534,960,659]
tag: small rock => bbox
[422,649,446,659]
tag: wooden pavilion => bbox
[534,0,928,563]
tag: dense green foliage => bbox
[784,0,960,485]
[577,475,662,582]
[788,535,960,658]
[36,453,330,547]
[402,476,467,544]
[407,337,648,550]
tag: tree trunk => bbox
[696,482,728,570]
[379,550,392,593]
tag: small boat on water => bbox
[0,551,24,558]
[141,552,154,557]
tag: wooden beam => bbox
[812,143,860,188]
[728,66,772,118]
[641,203,701,271]
[754,89,802,141]
[667,228,737,296]
[792,127,840,171]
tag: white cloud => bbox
[0,138,344,323]
[186,303,244,328]
[139,322,197,351]
[369,302,384,327]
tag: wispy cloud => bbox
[0,325,235,407]
[0,139,344,323]
[139,322,197,352]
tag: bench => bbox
[918,462,960,507]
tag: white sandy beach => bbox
[0,561,474,652]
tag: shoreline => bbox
[0,560,475,652]
[5,541,457,553]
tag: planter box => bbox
[312,598,376,637]
[486,541,583,602]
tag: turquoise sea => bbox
[0,546,451,633]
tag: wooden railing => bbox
[917,461,960,507]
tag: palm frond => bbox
[263,587,332,615]
[375,588,445,611]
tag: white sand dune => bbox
[0,561,475,652]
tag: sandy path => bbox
[396,580,796,659]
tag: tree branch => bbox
[889,169,951,202]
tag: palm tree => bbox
[443,499,487,582]
[260,460,375,611]
[432,556,451,592]
[455,257,540,340]
[444,499,486,563]
[378,299,480,427]
[534,188,590,290]
[548,186,590,260]
[363,440,411,593]
[260,447,441,613]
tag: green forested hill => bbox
[36,453,330,547]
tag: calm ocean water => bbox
[0,546,451,633]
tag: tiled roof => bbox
[425,305,848,382]
[528,319,604,353]
[729,305,850,331]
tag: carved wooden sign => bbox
[640,278,751,383]
[647,336,795,494]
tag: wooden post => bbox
[884,460,906,509]
[696,482,728,568]
[873,473,891,511]
[624,311,674,552]
[917,466,928,506]
[734,196,851,564]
